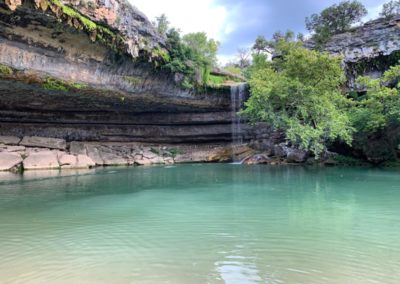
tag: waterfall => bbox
[231,83,246,145]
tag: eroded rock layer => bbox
[0,0,240,143]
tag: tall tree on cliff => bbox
[306,0,368,48]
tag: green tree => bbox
[350,65,400,137]
[253,35,270,55]
[182,32,219,67]
[380,0,400,19]
[163,29,219,88]
[306,1,367,47]
[243,45,353,157]
[154,14,170,36]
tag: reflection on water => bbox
[0,165,400,283]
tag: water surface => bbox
[0,165,399,284]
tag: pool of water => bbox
[0,165,400,284]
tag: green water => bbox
[0,165,400,284]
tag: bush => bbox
[243,43,353,157]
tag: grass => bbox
[42,77,88,91]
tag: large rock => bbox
[242,154,270,165]
[20,137,67,150]
[23,151,60,170]
[286,149,309,163]
[0,152,23,171]
[76,155,96,169]
[0,136,21,145]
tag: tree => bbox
[306,1,367,47]
[253,35,270,55]
[236,48,251,69]
[182,32,219,67]
[154,14,170,36]
[243,45,353,157]
[380,1,400,19]
[348,65,400,161]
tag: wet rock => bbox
[274,144,290,158]
[0,152,23,171]
[0,136,21,145]
[86,145,104,166]
[75,155,96,169]
[59,154,77,167]
[101,152,128,166]
[23,151,60,170]
[20,136,67,150]
[286,149,308,163]
[242,154,270,165]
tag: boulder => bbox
[286,149,308,163]
[101,152,128,166]
[0,136,21,145]
[59,154,77,167]
[76,155,96,168]
[273,144,290,158]
[0,152,23,171]
[242,154,270,165]
[69,142,87,155]
[20,136,67,150]
[23,151,60,170]
[86,145,104,166]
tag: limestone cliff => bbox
[0,0,239,143]
[305,15,400,88]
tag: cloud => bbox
[129,0,230,41]
[129,0,388,65]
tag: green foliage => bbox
[207,74,226,86]
[306,1,367,48]
[182,32,219,66]
[349,66,400,135]
[163,29,219,88]
[244,45,354,157]
[166,148,179,158]
[42,77,87,91]
[42,78,69,91]
[0,64,13,76]
[380,0,400,19]
[223,66,242,75]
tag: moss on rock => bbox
[0,64,13,76]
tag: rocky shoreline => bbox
[0,135,343,173]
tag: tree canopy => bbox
[243,40,354,157]
[306,1,367,48]
[380,1,400,18]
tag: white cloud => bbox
[129,0,231,41]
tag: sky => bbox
[130,0,387,64]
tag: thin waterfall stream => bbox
[230,83,247,163]
[230,83,246,145]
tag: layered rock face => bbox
[305,16,400,88]
[0,0,239,143]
